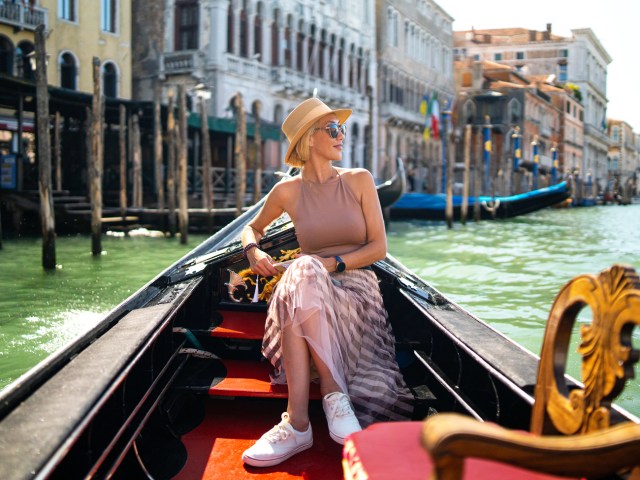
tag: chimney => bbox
[472,61,483,89]
[529,30,537,41]
[543,23,552,40]
[547,23,552,33]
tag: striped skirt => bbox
[262,255,414,426]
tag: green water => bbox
[1,205,639,418]
[0,233,208,389]
[388,203,640,418]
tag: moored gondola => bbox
[0,178,635,479]
[390,181,571,221]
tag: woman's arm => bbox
[241,183,289,277]
[315,169,387,272]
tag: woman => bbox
[241,98,413,467]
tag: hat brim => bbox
[284,108,352,166]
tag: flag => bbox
[430,92,440,140]
[419,93,428,116]
[422,92,431,140]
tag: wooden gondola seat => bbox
[342,265,640,480]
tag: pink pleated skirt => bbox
[262,255,414,426]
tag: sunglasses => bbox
[322,123,347,139]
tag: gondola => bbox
[390,181,570,221]
[375,157,406,209]
[0,175,634,480]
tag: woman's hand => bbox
[301,254,336,273]
[248,248,280,277]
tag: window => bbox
[560,49,568,57]
[612,126,620,142]
[16,41,35,80]
[558,63,567,83]
[516,51,524,60]
[494,52,502,61]
[59,0,76,22]
[60,52,77,90]
[566,101,570,114]
[101,0,117,33]
[0,36,14,76]
[175,0,199,50]
[473,54,480,61]
[508,98,521,124]
[102,62,117,98]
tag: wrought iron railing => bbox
[0,3,47,30]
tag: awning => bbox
[187,113,282,142]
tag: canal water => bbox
[1,204,639,417]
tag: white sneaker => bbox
[242,413,313,467]
[322,392,362,445]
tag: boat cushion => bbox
[342,422,580,480]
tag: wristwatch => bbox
[335,256,346,273]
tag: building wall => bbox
[453,25,611,191]
[42,0,132,98]
[161,0,378,173]
[376,0,454,189]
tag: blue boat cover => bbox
[393,182,568,210]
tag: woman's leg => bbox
[281,324,312,432]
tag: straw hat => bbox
[282,98,352,166]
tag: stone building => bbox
[453,59,562,195]
[0,0,132,192]
[151,0,378,179]
[376,0,454,192]
[607,119,638,196]
[534,77,584,177]
[453,24,611,193]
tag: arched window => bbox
[227,3,234,53]
[296,20,305,72]
[175,0,199,50]
[271,9,280,66]
[60,52,77,90]
[16,41,35,80]
[0,36,14,76]
[508,99,521,124]
[254,2,264,61]
[462,99,476,124]
[239,1,248,57]
[102,62,117,98]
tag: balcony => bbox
[161,50,204,76]
[271,66,367,109]
[227,54,271,82]
[0,3,47,31]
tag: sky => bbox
[437,0,640,131]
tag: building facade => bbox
[43,0,132,98]
[607,119,638,196]
[376,0,454,191]
[453,24,611,193]
[157,0,378,175]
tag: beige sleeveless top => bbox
[289,171,367,257]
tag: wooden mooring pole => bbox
[131,113,142,207]
[234,92,247,218]
[153,85,165,228]
[89,57,103,256]
[252,100,262,205]
[54,111,62,191]
[473,132,482,222]
[445,131,455,229]
[461,124,471,225]
[35,25,56,269]
[177,85,189,244]
[118,104,127,218]
[200,96,213,232]
[166,91,177,237]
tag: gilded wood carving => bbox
[531,264,640,435]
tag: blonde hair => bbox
[286,124,318,167]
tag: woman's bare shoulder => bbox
[269,176,302,202]
[337,167,375,187]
